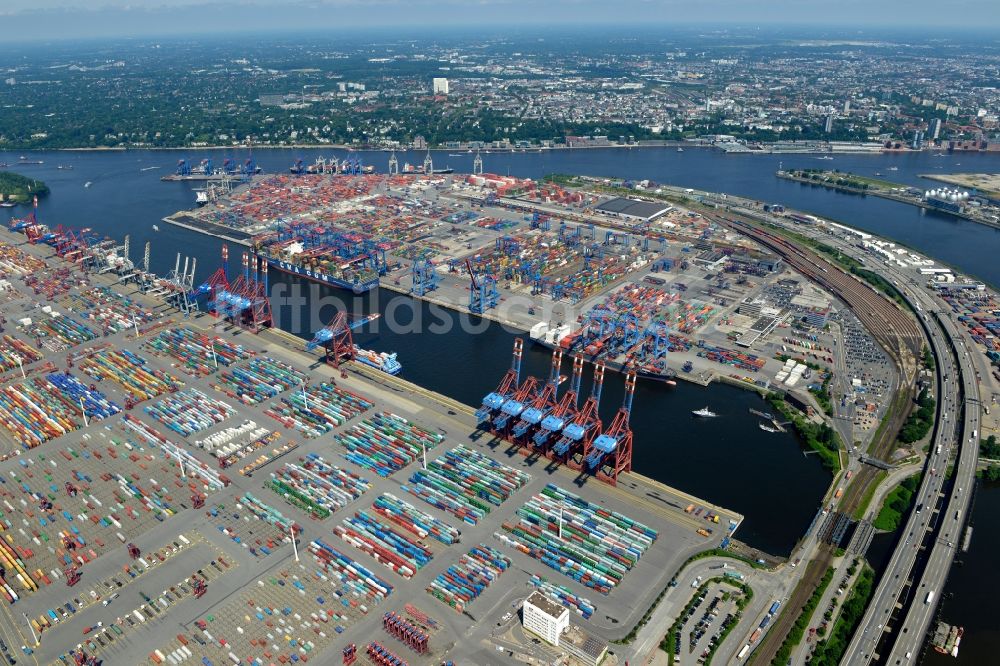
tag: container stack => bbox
[0,374,115,448]
[309,539,394,603]
[0,335,42,372]
[210,357,308,405]
[144,388,236,437]
[426,544,510,613]
[334,510,434,579]
[404,445,530,525]
[528,574,596,619]
[371,493,460,546]
[78,349,179,401]
[267,455,370,520]
[334,412,443,477]
[145,327,253,376]
[495,483,657,594]
[264,383,373,438]
[68,286,156,334]
[195,420,282,469]
[29,314,97,348]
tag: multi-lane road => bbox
[767,216,981,665]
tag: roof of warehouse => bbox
[594,197,671,220]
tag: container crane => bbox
[491,374,539,431]
[534,355,584,449]
[197,244,232,316]
[410,257,439,297]
[466,259,498,314]
[553,361,604,463]
[307,311,381,370]
[475,338,523,423]
[511,349,563,440]
[584,370,636,485]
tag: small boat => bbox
[759,423,779,433]
[84,182,92,188]
[448,153,464,157]
[692,407,717,418]
[140,165,160,172]
[0,201,16,208]
[57,165,73,170]
[749,408,774,420]
[665,380,677,386]
[677,147,684,152]
[887,166,898,171]
[875,172,883,176]
[152,224,160,232]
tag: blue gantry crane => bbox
[465,259,498,314]
[409,257,439,296]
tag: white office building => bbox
[522,591,569,646]
[432,77,449,95]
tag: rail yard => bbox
[0,223,743,666]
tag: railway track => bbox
[719,215,924,665]
[750,544,835,665]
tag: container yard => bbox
[0,227,742,666]
[166,172,830,396]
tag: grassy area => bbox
[768,566,836,666]
[766,392,842,472]
[541,173,584,187]
[922,346,936,371]
[808,564,876,665]
[852,469,888,520]
[0,171,48,203]
[980,434,1000,459]
[789,169,906,191]
[873,474,920,531]
[898,388,935,444]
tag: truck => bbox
[737,644,751,660]
[725,571,745,581]
[769,600,781,615]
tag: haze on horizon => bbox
[3,0,1000,42]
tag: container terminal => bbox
[162,171,860,406]
[0,223,743,666]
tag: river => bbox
[2,147,999,659]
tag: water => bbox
[3,147,999,558]
[920,482,999,665]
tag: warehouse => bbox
[594,197,672,223]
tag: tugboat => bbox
[692,407,717,418]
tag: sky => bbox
[2,0,999,40]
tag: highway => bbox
[690,189,982,664]
[752,213,981,665]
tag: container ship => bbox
[402,162,454,175]
[353,345,401,375]
[257,241,380,294]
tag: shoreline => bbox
[777,170,1000,231]
[0,143,934,156]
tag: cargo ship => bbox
[402,163,454,175]
[353,345,401,375]
[257,241,380,294]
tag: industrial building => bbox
[522,591,570,646]
[594,197,672,224]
